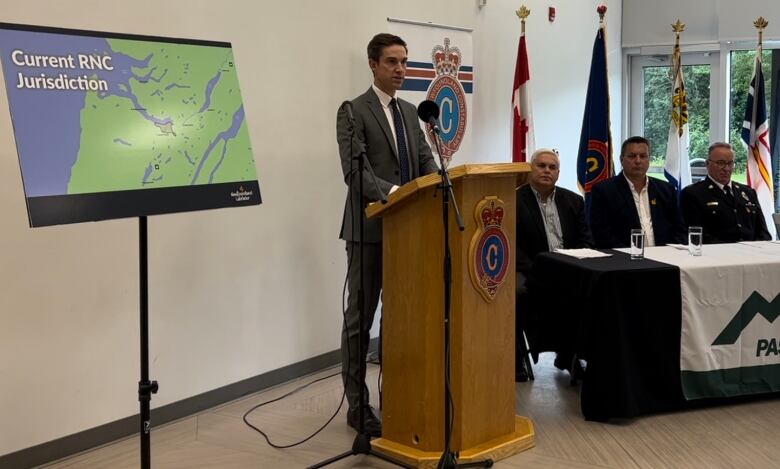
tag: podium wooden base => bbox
[371,416,535,468]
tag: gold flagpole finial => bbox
[597,4,607,24]
[754,17,769,47]
[672,19,686,35]
[672,19,685,48]
[516,6,530,34]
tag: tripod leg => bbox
[309,243,406,468]
[456,459,494,468]
[306,450,354,469]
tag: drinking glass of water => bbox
[688,226,703,256]
[630,229,644,260]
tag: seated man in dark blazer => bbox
[589,136,686,248]
[516,148,593,381]
[681,142,771,243]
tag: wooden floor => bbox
[44,353,780,468]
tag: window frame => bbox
[627,50,724,151]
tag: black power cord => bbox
[242,369,343,449]
[242,115,364,449]
[241,209,356,448]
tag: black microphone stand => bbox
[427,124,493,469]
[308,104,412,469]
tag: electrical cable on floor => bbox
[242,368,344,449]
[242,260,353,448]
[242,153,362,449]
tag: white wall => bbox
[0,0,621,456]
[473,1,623,190]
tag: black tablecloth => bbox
[531,250,687,421]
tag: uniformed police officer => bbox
[681,142,771,244]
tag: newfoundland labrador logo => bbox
[712,292,780,355]
[230,185,253,202]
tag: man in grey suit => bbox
[336,33,438,437]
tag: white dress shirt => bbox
[707,175,733,194]
[530,186,564,251]
[624,174,656,247]
[372,84,409,155]
[372,84,409,194]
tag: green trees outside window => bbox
[640,50,773,184]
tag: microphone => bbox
[417,100,441,134]
[340,99,367,157]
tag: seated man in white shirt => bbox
[589,136,686,249]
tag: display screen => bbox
[0,23,261,227]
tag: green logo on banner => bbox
[712,292,780,346]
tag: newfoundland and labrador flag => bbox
[741,50,777,238]
[576,24,613,208]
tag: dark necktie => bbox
[389,98,411,184]
[724,185,735,202]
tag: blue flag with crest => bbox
[576,25,613,211]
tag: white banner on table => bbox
[389,21,474,167]
[642,243,780,399]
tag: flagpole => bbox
[663,19,692,192]
[755,16,767,49]
[512,5,533,162]
[672,20,685,139]
[598,2,608,45]
[516,5,529,34]
[596,4,613,176]
[576,4,613,202]
[597,4,607,49]
[743,15,776,238]
[751,17,769,147]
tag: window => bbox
[630,53,718,180]
[643,64,711,162]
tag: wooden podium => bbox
[365,163,534,468]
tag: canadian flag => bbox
[512,32,534,162]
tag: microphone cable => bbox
[242,103,358,449]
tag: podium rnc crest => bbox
[468,196,510,302]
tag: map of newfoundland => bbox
[0,24,260,226]
[69,38,255,193]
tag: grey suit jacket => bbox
[337,87,439,242]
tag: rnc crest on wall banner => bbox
[389,21,474,167]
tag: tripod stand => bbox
[138,216,159,469]
[426,125,493,469]
[308,101,412,469]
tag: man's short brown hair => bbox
[367,33,407,62]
